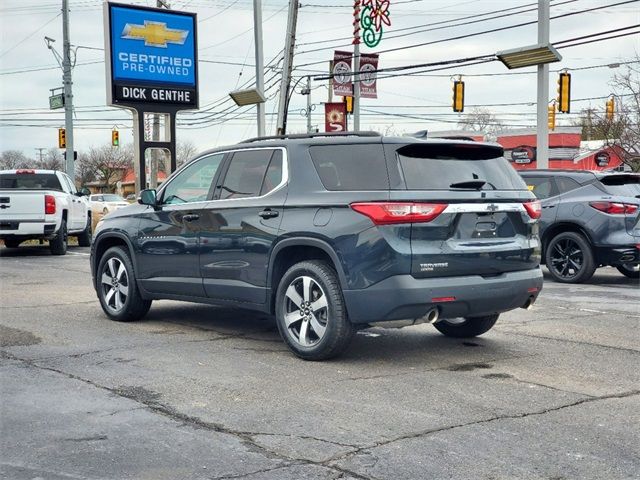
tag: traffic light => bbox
[548,102,556,131]
[58,128,66,149]
[605,97,615,121]
[452,80,465,112]
[344,96,353,114]
[557,72,571,113]
[111,129,120,147]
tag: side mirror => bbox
[138,189,157,207]
[79,187,91,196]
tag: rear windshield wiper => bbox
[449,180,487,190]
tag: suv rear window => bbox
[0,173,62,190]
[598,175,640,197]
[395,143,526,191]
[309,144,388,191]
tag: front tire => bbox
[97,246,151,322]
[77,214,92,247]
[275,260,354,361]
[434,314,499,338]
[617,263,640,279]
[545,231,596,283]
[50,220,68,255]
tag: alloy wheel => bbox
[100,257,129,313]
[549,238,584,280]
[283,276,329,347]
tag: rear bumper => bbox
[0,222,57,238]
[343,268,543,324]
[595,245,639,266]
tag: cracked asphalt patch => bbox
[1,247,639,479]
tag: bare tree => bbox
[75,151,97,187]
[40,148,64,171]
[176,140,198,167]
[457,107,504,135]
[84,144,133,192]
[0,150,32,170]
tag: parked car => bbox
[90,133,543,360]
[89,193,130,215]
[520,169,639,282]
[0,169,91,254]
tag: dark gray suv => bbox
[520,170,640,283]
[90,133,543,360]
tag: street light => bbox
[229,88,266,107]
[496,44,561,70]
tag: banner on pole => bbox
[332,51,353,97]
[359,53,378,99]
[325,102,347,132]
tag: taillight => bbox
[590,201,638,215]
[16,169,35,174]
[45,195,56,214]
[523,200,542,219]
[350,202,447,225]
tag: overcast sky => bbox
[1,0,638,158]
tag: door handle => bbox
[258,209,279,219]
[183,213,200,222]
[542,205,555,209]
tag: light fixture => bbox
[229,88,266,106]
[496,44,562,69]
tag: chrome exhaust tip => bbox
[425,307,439,324]
[521,296,535,310]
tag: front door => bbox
[199,148,286,305]
[136,153,225,297]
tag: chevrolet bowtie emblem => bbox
[122,21,188,48]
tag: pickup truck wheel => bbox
[97,246,151,322]
[275,260,354,361]
[4,239,20,248]
[545,231,596,283]
[617,263,640,279]
[49,220,68,255]
[434,314,499,338]
[77,214,92,247]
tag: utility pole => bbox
[276,0,299,135]
[305,76,312,133]
[35,148,46,164]
[253,0,265,137]
[62,0,74,179]
[352,1,361,131]
[536,0,550,169]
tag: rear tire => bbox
[617,263,640,279]
[4,239,20,248]
[77,214,92,247]
[50,220,68,255]
[545,231,596,283]
[97,246,151,322]
[275,260,354,361]
[434,314,499,338]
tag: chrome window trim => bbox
[157,146,288,205]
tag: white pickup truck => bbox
[0,169,92,255]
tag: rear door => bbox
[199,147,286,304]
[385,142,540,278]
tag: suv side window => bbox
[260,150,283,196]
[555,176,581,194]
[309,144,388,191]
[524,176,558,199]
[161,153,224,205]
[218,149,275,200]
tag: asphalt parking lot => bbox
[1,245,638,480]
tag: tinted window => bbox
[102,194,124,202]
[396,144,526,191]
[162,154,224,204]
[219,149,274,199]
[309,144,388,191]
[0,173,62,191]
[555,176,581,194]
[260,150,283,196]
[598,175,640,197]
[523,176,558,199]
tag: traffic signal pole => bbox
[62,0,75,179]
[536,0,550,169]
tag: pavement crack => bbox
[498,330,640,354]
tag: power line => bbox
[0,13,61,59]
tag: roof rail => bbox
[240,131,380,143]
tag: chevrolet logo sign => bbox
[122,21,188,48]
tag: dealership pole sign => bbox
[104,2,198,193]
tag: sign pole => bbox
[62,0,75,179]
[536,0,550,169]
[352,1,361,132]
